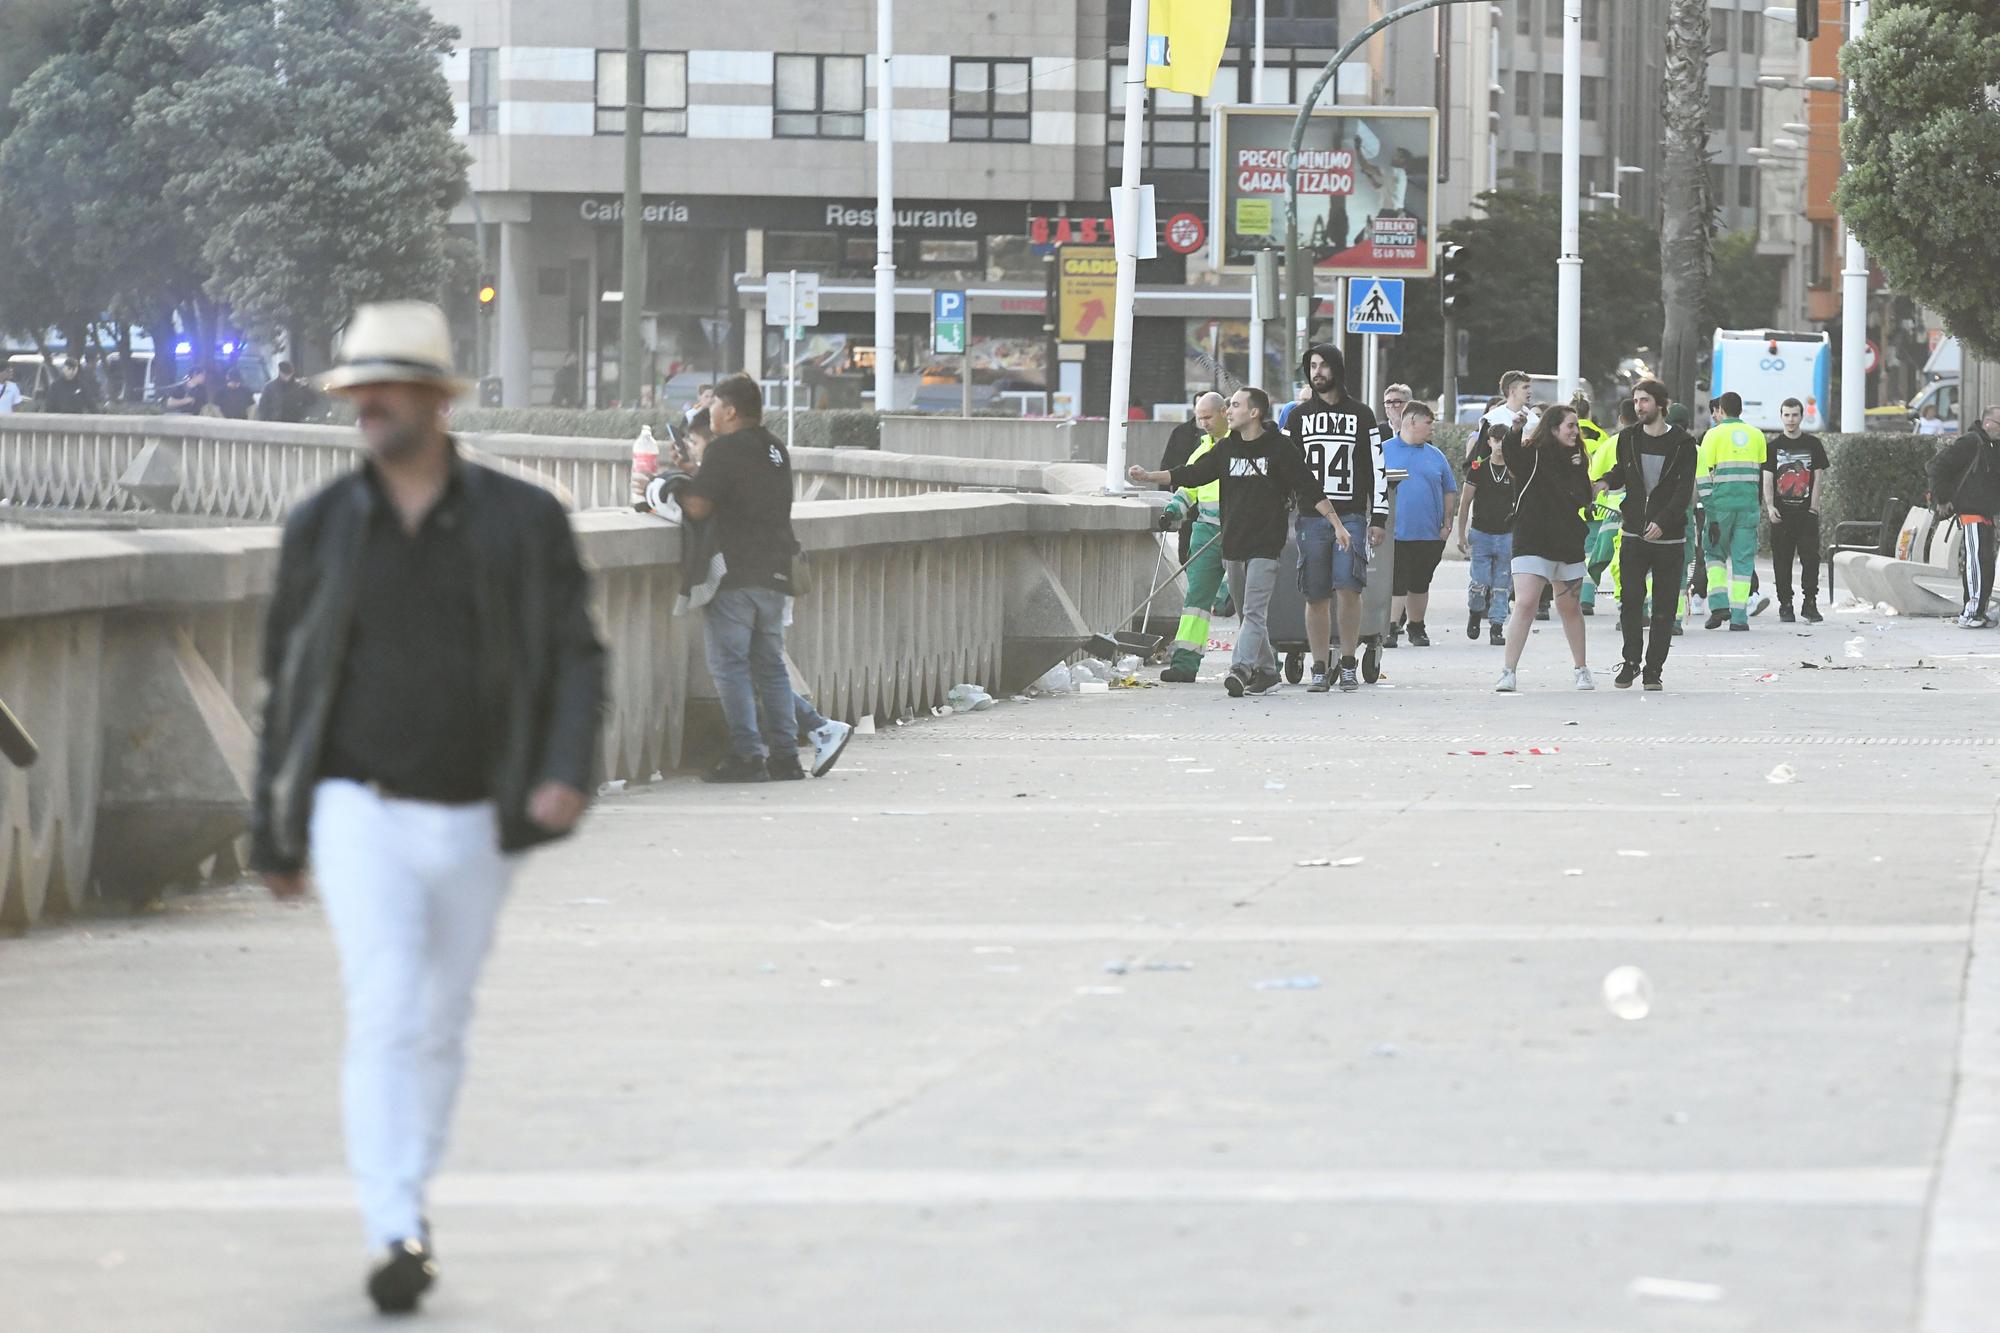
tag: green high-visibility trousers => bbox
[1171,521,1225,673]
[1706,504,1760,626]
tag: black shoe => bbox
[1407,623,1431,647]
[1467,611,1482,639]
[703,754,770,784]
[1802,601,1823,623]
[1581,602,1595,616]
[1489,623,1505,646]
[1245,669,1282,695]
[1338,659,1360,693]
[1224,667,1248,698]
[368,1239,436,1315]
[1729,621,1749,632]
[1672,621,1684,636]
[1160,665,1198,683]
[1536,607,1551,621]
[1778,603,1796,623]
[1213,594,1236,619]
[1704,610,1729,630]
[1385,625,1401,648]
[1614,662,1640,689]
[766,753,806,781]
[1306,663,1332,692]
[1642,671,1663,691]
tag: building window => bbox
[1739,164,1756,208]
[1514,78,1531,119]
[1581,76,1601,121]
[1545,0,1563,37]
[1517,0,1532,35]
[1107,53,1213,171]
[1708,88,1727,132]
[1542,73,1562,118]
[468,48,497,135]
[1710,8,1731,51]
[1542,151,1562,191]
[774,54,865,139]
[951,58,1030,142]
[1582,0,1602,42]
[594,51,688,135]
[1740,86,1759,134]
[1742,10,1760,54]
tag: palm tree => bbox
[1658,0,1713,402]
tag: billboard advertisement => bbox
[1210,106,1439,277]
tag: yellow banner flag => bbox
[1144,0,1231,97]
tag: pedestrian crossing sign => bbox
[1346,278,1406,336]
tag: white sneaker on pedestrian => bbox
[1574,666,1595,691]
[808,720,853,777]
[1495,668,1517,693]
[1750,593,1772,617]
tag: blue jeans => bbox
[703,586,798,761]
[793,691,827,737]
[1468,529,1513,624]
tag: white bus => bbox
[1709,329,1832,431]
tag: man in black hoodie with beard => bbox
[1286,343,1386,693]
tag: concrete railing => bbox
[0,492,1158,929]
[879,416,1179,470]
[0,415,1059,522]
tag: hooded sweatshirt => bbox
[1285,343,1387,527]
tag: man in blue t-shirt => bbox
[1380,401,1458,646]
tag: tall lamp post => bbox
[1285,0,1486,378]
[873,0,896,416]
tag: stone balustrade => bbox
[0,491,1157,929]
[0,415,1057,524]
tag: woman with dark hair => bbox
[1495,403,1596,692]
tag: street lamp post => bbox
[1102,0,1150,492]
[1556,0,1582,401]
[1284,0,1485,380]
[1839,0,1871,433]
[618,0,644,410]
[874,0,896,417]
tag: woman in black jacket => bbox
[1495,404,1596,692]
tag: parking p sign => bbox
[933,289,967,355]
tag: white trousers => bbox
[310,780,514,1249]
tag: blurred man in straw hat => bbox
[250,301,605,1314]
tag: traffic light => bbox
[1440,243,1471,318]
[477,277,497,316]
[1798,1,1819,41]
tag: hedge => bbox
[442,405,883,449]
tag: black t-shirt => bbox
[1167,428,1322,562]
[1464,442,1515,535]
[1286,394,1387,524]
[687,424,797,591]
[1764,432,1830,511]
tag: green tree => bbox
[0,2,247,361]
[1389,189,1662,400]
[1708,229,1785,332]
[1837,0,2000,360]
[141,0,472,369]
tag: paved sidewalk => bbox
[3,572,1997,1331]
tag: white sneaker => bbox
[1574,667,1595,691]
[1750,593,1772,617]
[1495,668,1518,693]
[808,720,853,777]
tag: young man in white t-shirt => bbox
[1475,371,1539,455]
[0,367,22,414]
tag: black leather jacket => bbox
[249,450,606,875]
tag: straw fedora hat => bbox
[319,300,473,396]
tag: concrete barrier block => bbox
[89,621,255,899]
[115,440,184,512]
[1001,544,1093,692]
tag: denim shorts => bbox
[1296,513,1370,599]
